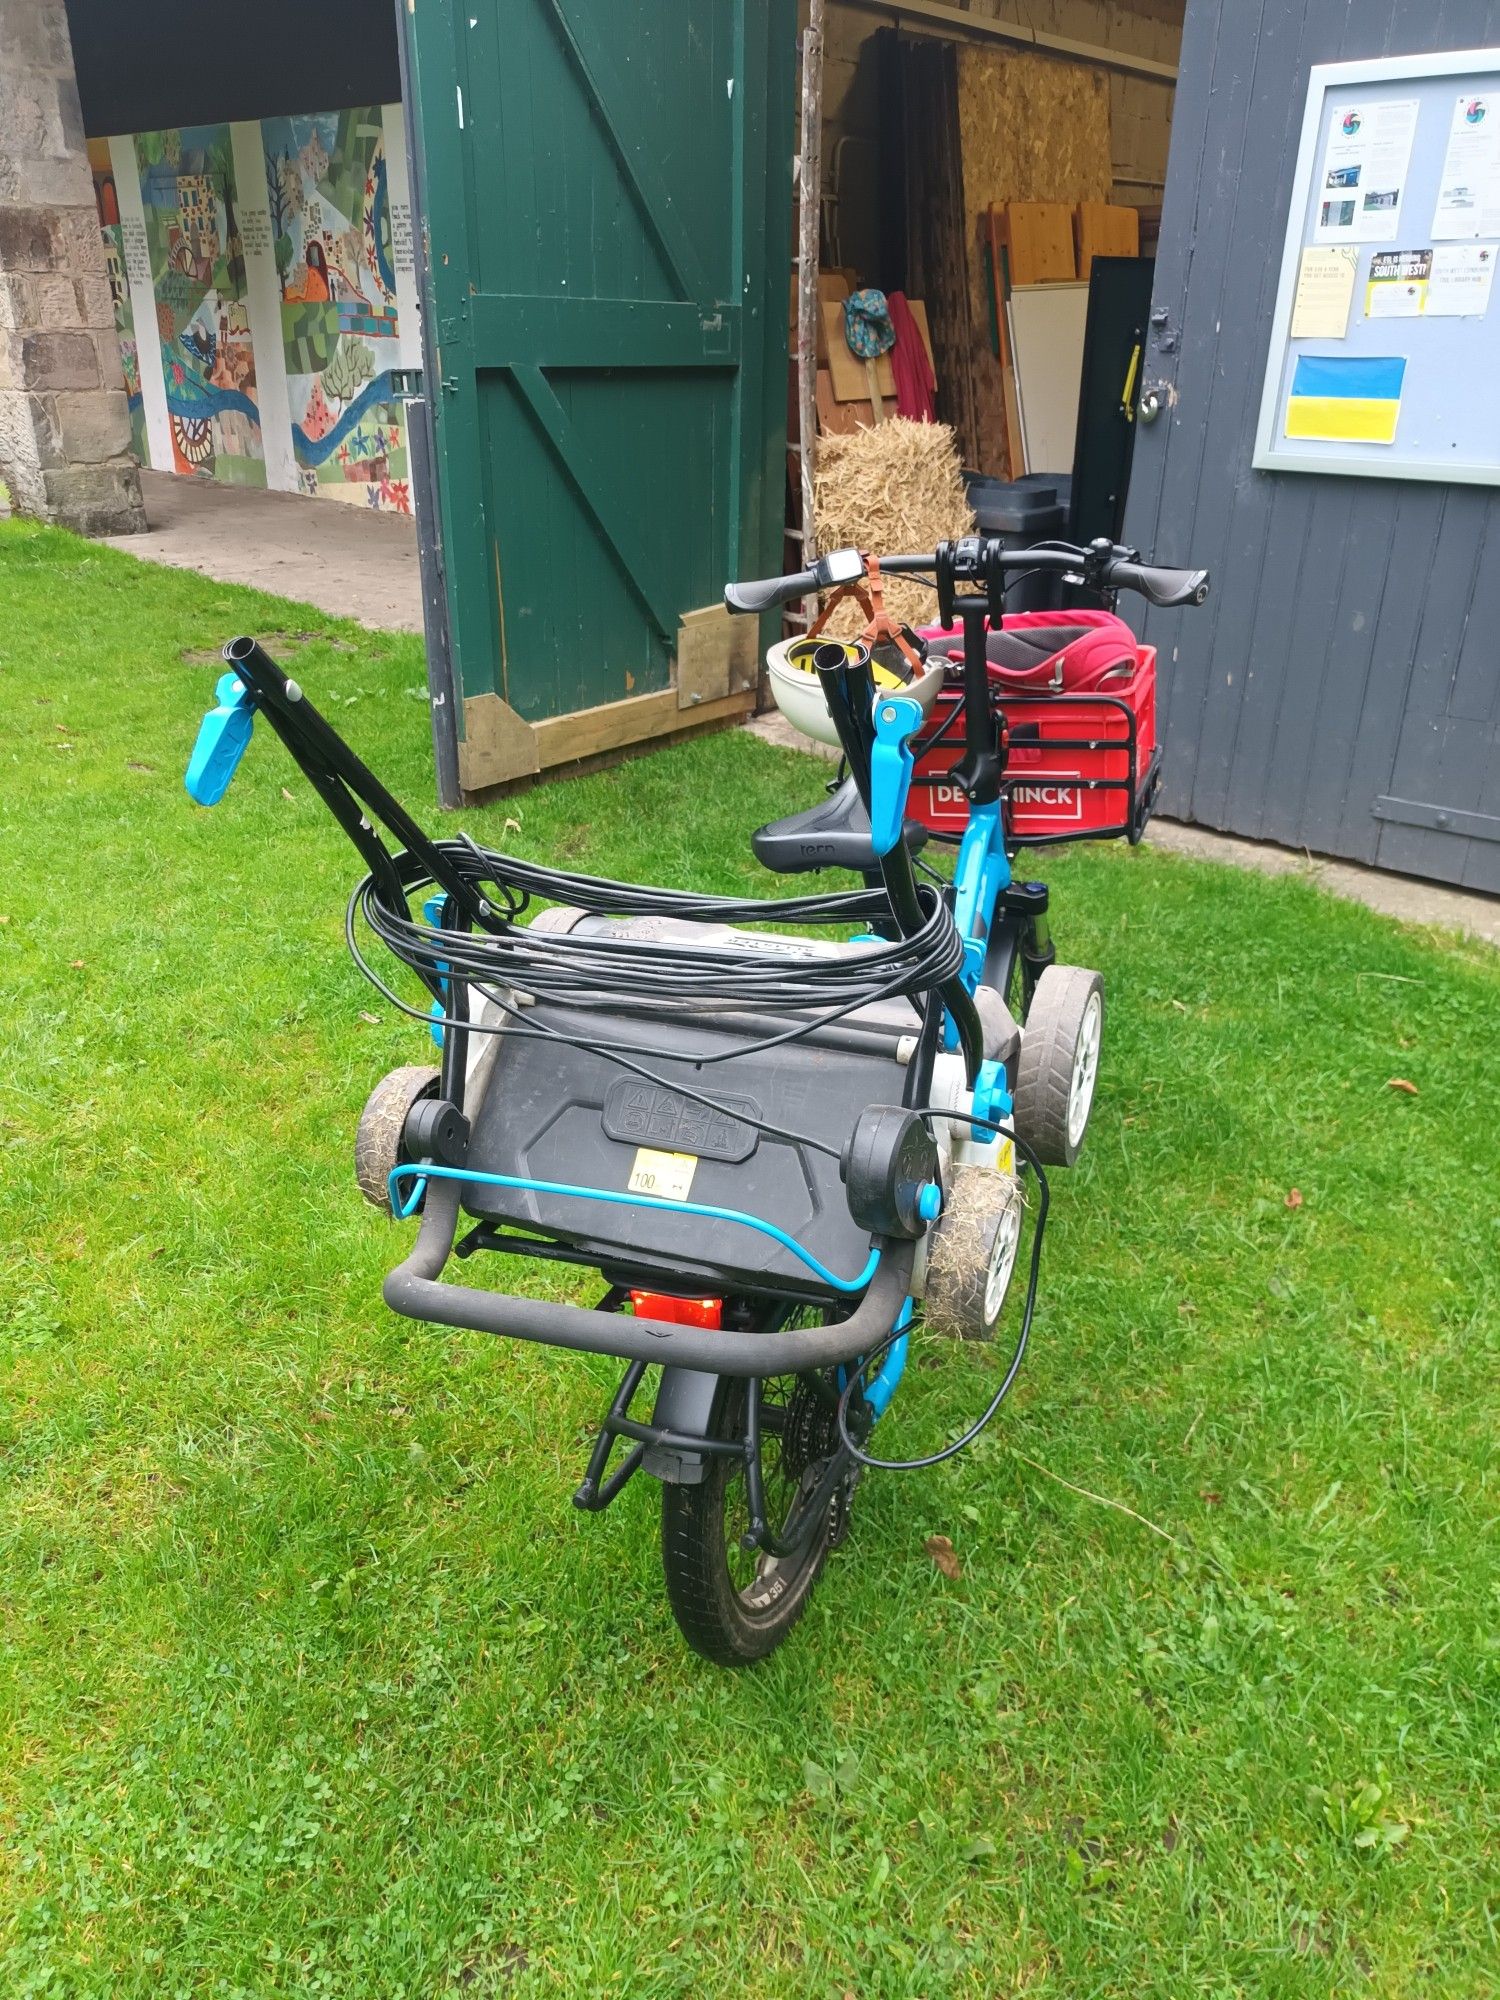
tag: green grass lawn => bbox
[1,518,1496,1998]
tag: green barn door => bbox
[403,0,796,792]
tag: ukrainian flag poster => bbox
[1284,354,1407,443]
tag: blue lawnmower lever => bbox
[867,693,924,858]
[185,669,256,806]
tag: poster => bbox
[1431,92,1500,238]
[1365,248,1431,317]
[1289,246,1358,337]
[1285,354,1406,444]
[1425,240,1498,315]
[1314,97,1419,243]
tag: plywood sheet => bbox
[1007,282,1089,475]
[1075,201,1140,278]
[956,41,1110,473]
[817,367,874,434]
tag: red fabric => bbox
[887,290,936,423]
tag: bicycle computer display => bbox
[818,547,864,587]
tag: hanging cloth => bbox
[887,291,936,423]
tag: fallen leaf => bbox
[358,1011,381,1026]
[1198,1490,1222,1506]
[70,958,85,969]
[1170,998,1188,1013]
[281,787,296,802]
[1284,1188,1304,1210]
[1385,1077,1419,1096]
[126,760,155,773]
[0,914,10,925]
[925,1533,962,1581]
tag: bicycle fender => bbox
[644,1367,722,1484]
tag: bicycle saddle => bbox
[752,774,928,876]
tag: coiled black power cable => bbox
[341,840,967,1160]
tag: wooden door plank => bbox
[468,296,741,368]
[509,364,681,641]
[543,0,713,304]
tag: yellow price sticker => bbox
[627,1147,698,1202]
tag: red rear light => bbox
[629,1291,723,1328]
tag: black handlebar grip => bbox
[724,569,818,615]
[1108,560,1211,608]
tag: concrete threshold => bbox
[101,469,423,633]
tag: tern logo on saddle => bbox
[602,1079,761,1162]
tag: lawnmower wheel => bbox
[922,1165,1023,1340]
[1013,966,1104,1168]
[355,1064,441,1211]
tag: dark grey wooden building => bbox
[1126,2,1500,895]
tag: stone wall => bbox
[0,0,145,533]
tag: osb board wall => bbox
[956,42,1111,472]
[959,0,1184,205]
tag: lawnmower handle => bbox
[383,1182,916,1376]
[1101,558,1210,608]
[725,569,817,614]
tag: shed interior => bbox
[792,0,1185,554]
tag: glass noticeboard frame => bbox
[1254,46,1500,485]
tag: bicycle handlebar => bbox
[725,538,1210,615]
[724,568,818,615]
[1100,557,1210,608]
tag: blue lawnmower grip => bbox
[185,669,256,806]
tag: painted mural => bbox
[132,124,265,484]
[94,105,418,512]
[88,143,148,464]
[263,107,410,512]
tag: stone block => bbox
[91,326,127,389]
[27,387,60,463]
[0,274,29,330]
[56,74,85,155]
[16,151,92,209]
[0,0,75,70]
[0,205,62,273]
[0,385,47,512]
[21,327,97,388]
[51,386,131,462]
[32,270,82,327]
[55,204,107,281]
[74,272,114,329]
[41,460,147,536]
[0,75,65,161]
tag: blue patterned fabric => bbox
[842,288,895,359]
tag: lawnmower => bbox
[185,532,1208,1665]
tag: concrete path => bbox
[743,710,1500,948]
[101,469,423,633]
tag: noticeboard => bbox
[1254,47,1500,484]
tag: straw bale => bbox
[812,418,976,635]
